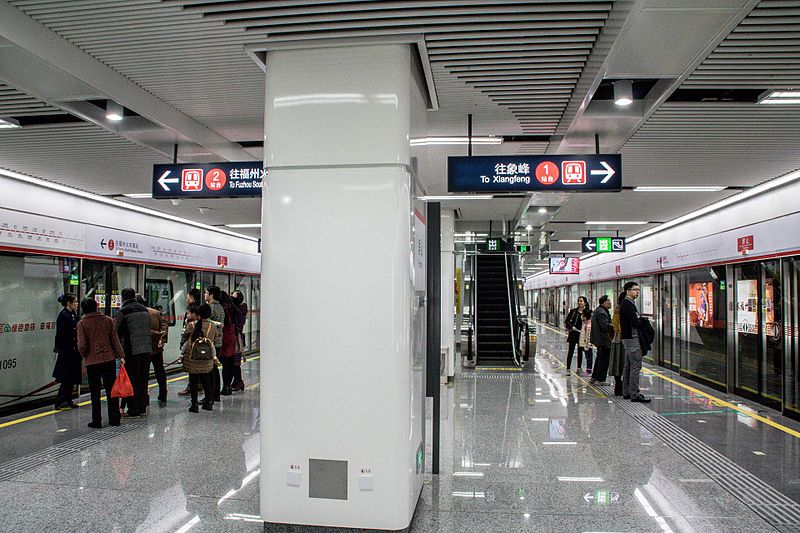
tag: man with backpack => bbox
[180,303,218,413]
[620,281,651,403]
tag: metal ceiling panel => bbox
[0,82,61,116]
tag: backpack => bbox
[190,324,214,361]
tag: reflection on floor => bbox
[0,325,799,532]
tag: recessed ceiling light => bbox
[225,223,261,228]
[586,221,647,225]
[538,207,548,214]
[418,195,493,201]
[411,136,502,146]
[106,100,124,122]
[123,193,152,199]
[553,239,581,243]
[758,90,800,105]
[613,80,633,107]
[0,117,21,129]
[634,186,726,192]
[525,225,533,231]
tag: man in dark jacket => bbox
[589,295,613,385]
[115,288,153,416]
[620,282,650,403]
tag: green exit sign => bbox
[486,238,500,251]
[720,280,726,291]
[516,244,530,253]
[69,274,79,286]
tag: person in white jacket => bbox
[578,308,594,375]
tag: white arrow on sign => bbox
[584,492,594,503]
[158,170,179,191]
[584,240,596,251]
[590,161,616,183]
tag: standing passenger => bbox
[218,291,242,396]
[564,296,587,375]
[205,285,224,402]
[181,304,217,412]
[53,293,81,410]
[77,298,123,427]
[620,282,651,403]
[589,295,613,385]
[608,292,626,396]
[144,298,168,405]
[231,290,248,391]
[115,288,152,417]
[178,288,202,397]
[579,308,594,375]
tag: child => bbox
[180,303,219,413]
[579,307,594,375]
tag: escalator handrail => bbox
[504,253,520,367]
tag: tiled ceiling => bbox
[0,0,799,246]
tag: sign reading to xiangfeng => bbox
[448,155,622,193]
[152,162,265,199]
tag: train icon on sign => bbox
[562,161,586,185]
[181,169,203,191]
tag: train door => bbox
[660,274,679,371]
[81,260,139,316]
[733,261,783,411]
[786,258,800,420]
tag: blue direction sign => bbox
[448,154,622,193]
[152,162,264,199]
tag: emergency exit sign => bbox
[516,244,530,253]
[582,237,626,253]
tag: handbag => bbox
[609,341,625,377]
[111,362,134,398]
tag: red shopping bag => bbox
[111,362,134,398]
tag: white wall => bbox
[441,209,455,378]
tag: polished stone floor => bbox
[0,325,799,532]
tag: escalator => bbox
[474,254,516,366]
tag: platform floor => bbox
[0,325,799,532]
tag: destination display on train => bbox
[447,155,622,193]
[152,162,265,199]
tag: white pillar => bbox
[440,209,455,379]
[260,44,427,530]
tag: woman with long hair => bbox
[608,291,627,396]
[218,291,243,396]
[231,290,248,392]
[53,293,81,410]
[565,296,588,375]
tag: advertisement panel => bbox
[736,280,758,333]
[688,282,714,328]
[550,257,580,274]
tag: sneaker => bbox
[87,421,102,429]
[631,396,652,403]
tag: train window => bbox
[145,279,176,326]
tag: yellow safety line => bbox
[641,369,800,440]
[0,355,261,430]
[535,320,800,440]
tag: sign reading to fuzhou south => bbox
[152,162,265,199]
[448,155,622,193]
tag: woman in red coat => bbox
[218,292,242,396]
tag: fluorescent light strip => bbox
[0,168,259,242]
[419,195,493,201]
[225,223,262,229]
[553,239,581,243]
[411,136,502,146]
[453,472,485,477]
[633,186,726,192]
[586,221,648,225]
[123,193,153,199]
[629,168,800,244]
[557,476,604,482]
[0,117,22,129]
[542,441,577,445]
[758,91,800,105]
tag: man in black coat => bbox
[115,287,153,416]
[589,295,613,384]
[620,282,651,403]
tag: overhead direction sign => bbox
[448,154,622,193]
[152,162,265,199]
[582,237,626,254]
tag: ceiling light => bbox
[411,136,502,146]
[525,225,533,231]
[538,207,548,214]
[553,239,581,243]
[613,80,633,107]
[106,101,124,122]
[557,476,604,482]
[0,117,21,129]
[419,195,493,201]
[634,186,726,192]
[123,193,152,199]
[758,90,800,105]
[225,223,262,228]
[586,221,647,225]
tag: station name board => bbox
[448,155,622,193]
[152,162,265,199]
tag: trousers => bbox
[220,356,235,390]
[622,335,643,399]
[566,341,579,370]
[150,351,167,402]
[55,381,74,407]
[189,373,213,405]
[126,353,151,415]
[87,360,120,425]
[592,345,611,382]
